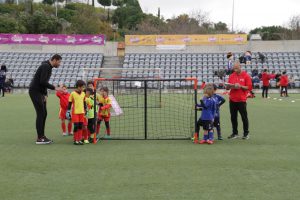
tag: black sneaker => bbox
[228,134,239,139]
[242,135,250,140]
[36,136,53,145]
[88,138,94,143]
[218,136,223,140]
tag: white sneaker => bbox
[68,132,73,136]
[62,132,68,136]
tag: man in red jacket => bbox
[226,61,253,140]
[261,69,271,98]
[280,71,289,97]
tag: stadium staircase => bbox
[101,56,124,78]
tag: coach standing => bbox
[226,61,252,140]
[29,54,63,144]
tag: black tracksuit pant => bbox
[0,84,4,97]
[230,101,249,136]
[29,89,47,138]
[262,86,269,98]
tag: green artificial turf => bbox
[0,93,300,200]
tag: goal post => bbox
[92,77,198,140]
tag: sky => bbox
[138,0,300,32]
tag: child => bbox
[56,84,72,136]
[67,80,86,145]
[85,88,98,143]
[280,71,289,97]
[196,84,216,144]
[87,80,102,104]
[213,84,226,140]
[97,87,112,139]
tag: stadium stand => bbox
[123,52,300,88]
[0,52,103,88]
[1,50,300,89]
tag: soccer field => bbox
[1,93,300,200]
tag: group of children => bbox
[56,80,112,145]
[56,80,225,145]
[195,83,225,145]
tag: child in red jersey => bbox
[280,71,289,97]
[56,84,72,136]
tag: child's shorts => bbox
[59,108,67,120]
[72,114,85,123]
[199,119,214,131]
[98,114,110,122]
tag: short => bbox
[72,113,85,123]
[83,116,88,126]
[59,108,67,120]
[213,117,220,127]
[98,113,110,122]
[199,119,214,131]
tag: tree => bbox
[97,0,111,20]
[112,0,143,30]
[133,14,167,34]
[20,9,62,33]
[288,14,300,39]
[112,0,123,6]
[0,14,20,33]
[214,21,228,33]
[5,0,15,4]
[289,14,300,30]
[250,26,292,40]
[189,10,210,26]
[167,14,201,34]
[98,0,111,7]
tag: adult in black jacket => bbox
[29,54,63,144]
[0,65,7,97]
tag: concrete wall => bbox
[0,42,118,56]
[125,40,300,54]
[1,40,300,56]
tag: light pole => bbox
[55,0,58,18]
[232,0,235,33]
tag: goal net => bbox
[92,78,198,140]
[82,67,163,108]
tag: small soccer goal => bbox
[92,78,198,140]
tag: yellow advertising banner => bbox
[125,35,156,46]
[125,34,247,46]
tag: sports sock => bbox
[96,123,100,135]
[83,129,88,140]
[208,132,214,141]
[78,129,83,141]
[68,122,72,133]
[61,122,66,133]
[106,128,110,136]
[216,126,221,137]
[87,130,91,138]
[203,134,208,140]
[73,131,77,141]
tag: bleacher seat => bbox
[0,52,104,88]
[123,52,300,88]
